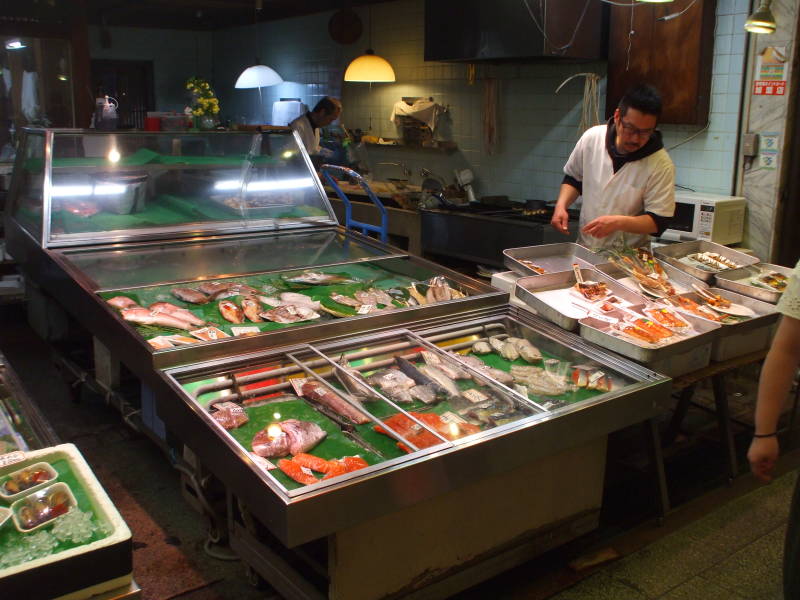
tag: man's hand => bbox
[581,215,621,238]
[748,436,779,483]
[550,206,570,235]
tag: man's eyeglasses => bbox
[619,119,655,139]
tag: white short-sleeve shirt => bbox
[564,124,675,250]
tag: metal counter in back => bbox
[504,242,603,278]
[514,268,645,331]
[654,240,759,282]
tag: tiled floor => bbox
[548,470,794,599]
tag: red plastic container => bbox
[144,117,161,131]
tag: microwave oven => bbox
[660,192,746,245]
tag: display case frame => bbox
[156,306,670,547]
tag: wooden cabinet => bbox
[606,0,716,125]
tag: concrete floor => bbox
[1,299,796,600]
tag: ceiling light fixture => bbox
[344,6,395,82]
[235,0,283,89]
[745,0,777,34]
[5,39,26,50]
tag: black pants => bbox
[786,471,800,598]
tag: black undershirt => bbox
[562,118,672,236]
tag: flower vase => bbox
[198,115,216,131]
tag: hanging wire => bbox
[626,3,635,71]
[556,73,601,135]
[522,0,594,54]
[657,0,699,21]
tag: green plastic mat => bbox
[0,458,112,569]
[184,344,610,490]
[97,262,424,342]
[222,398,383,491]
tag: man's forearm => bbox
[555,183,580,210]
[615,214,659,235]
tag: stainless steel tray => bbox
[667,287,778,337]
[654,240,759,282]
[504,243,602,277]
[514,268,645,331]
[594,259,707,298]
[713,262,794,304]
[579,304,720,364]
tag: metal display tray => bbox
[668,287,779,338]
[578,304,721,366]
[503,242,603,277]
[514,268,645,331]
[713,262,794,304]
[594,259,707,297]
[654,240,759,282]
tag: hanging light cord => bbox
[657,0,699,21]
[522,0,593,54]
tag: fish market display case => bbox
[154,305,669,598]
[5,130,672,599]
[5,129,503,375]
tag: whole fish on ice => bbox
[251,419,327,458]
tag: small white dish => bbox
[0,461,58,502]
[705,302,756,317]
[11,481,76,533]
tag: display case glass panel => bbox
[9,130,46,242]
[10,129,338,247]
[62,230,390,290]
[167,315,639,497]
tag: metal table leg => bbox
[712,374,738,483]
[664,384,696,445]
[643,418,670,522]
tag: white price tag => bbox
[0,451,26,468]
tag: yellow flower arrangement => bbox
[185,76,220,116]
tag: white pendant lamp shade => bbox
[745,0,776,34]
[235,64,283,89]
[344,50,395,82]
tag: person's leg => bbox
[784,471,800,598]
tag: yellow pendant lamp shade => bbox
[745,0,776,34]
[344,50,395,83]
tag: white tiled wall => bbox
[208,0,749,200]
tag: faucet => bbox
[377,161,412,178]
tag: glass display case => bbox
[9,129,337,247]
[5,129,504,371]
[159,306,668,546]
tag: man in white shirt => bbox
[289,97,342,156]
[551,84,675,250]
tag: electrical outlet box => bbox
[742,133,759,157]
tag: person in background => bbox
[551,83,675,250]
[289,97,342,156]
[747,258,800,599]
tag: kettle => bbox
[94,96,118,130]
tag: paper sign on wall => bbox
[754,46,787,95]
[759,132,780,170]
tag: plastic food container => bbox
[11,481,77,533]
[0,461,58,502]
